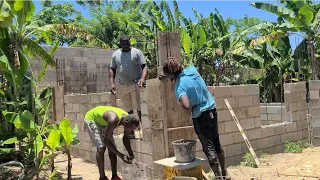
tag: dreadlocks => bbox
[163,57,182,74]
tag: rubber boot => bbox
[210,159,223,180]
[218,152,231,180]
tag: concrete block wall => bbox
[30,46,116,94]
[62,82,309,178]
[309,80,320,146]
[260,103,286,125]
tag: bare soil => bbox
[46,147,320,180]
[225,147,320,180]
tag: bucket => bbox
[172,139,197,163]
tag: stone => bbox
[309,80,320,90]
[224,121,238,133]
[65,94,89,104]
[292,130,303,141]
[232,131,243,143]
[217,109,232,122]
[254,117,262,128]
[100,92,112,103]
[234,107,248,120]
[141,115,151,129]
[90,93,101,103]
[274,124,286,134]
[225,143,242,157]
[268,135,281,147]
[309,90,319,99]
[261,126,275,138]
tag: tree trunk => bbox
[272,85,281,102]
[67,150,72,180]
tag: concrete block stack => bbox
[30,46,116,94]
[308,80,320,146]
[260,103,286,125]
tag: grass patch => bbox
[242,152,258,168]
[284,140,304,153]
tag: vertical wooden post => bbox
[157,32,181,158]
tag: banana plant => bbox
[250,0,320,79]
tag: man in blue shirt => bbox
[159,57,231,180]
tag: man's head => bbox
[162,57,183,81]
[122,114,140,133]
[119,34,131,52]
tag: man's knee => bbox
[97,147,106,155]
[108,149,116,157]
[208,157,219,165]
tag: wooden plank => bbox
[224,99,261,168]
[52,86,65,122]
[202,170,210,180]
[168,126,194,132]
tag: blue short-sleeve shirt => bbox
[175,66,216,118]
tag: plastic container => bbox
[172,139,197,163]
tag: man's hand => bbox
[138,78,145,87]
[110,83,116,94]
[121,154,133,164]
[157,73,167,80]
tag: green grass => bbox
[284,140,304,153]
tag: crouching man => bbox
[159,57,231,180]
[84,106,140,180]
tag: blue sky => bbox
[34,0,304,48]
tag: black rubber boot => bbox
[218,152,231,180]
[210,158,223,180]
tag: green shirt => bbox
[84,106,128,126]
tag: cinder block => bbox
[302,129,309,139]
[81,140,92,151]
[225,143,242,157]
[100,92,112,103]
[65,112,77,121]
[232,131,243,143]
[286,122,297,132]
[90,93,101,103]
[73,104,80,112]
[141,115,151,129]
[65,94,89,104]
[238,96,253,107]
[65,104,73,112]
[85,150,92,162]
[310,99,320,110]
[142,128,153,142]
[292,130,303,141]
[239,118,255,130]
[245,84,259,95]
[261,126,275,138]
[274,124,286,134]
[218,122,225,133]
[230,85,246,97]
[139,88,147,102]
[295,82,306,92]
[214,98,224,110]
[71,147,80,156]
[76,113,84,121]
[256,137,270,149]
[268,135,281,146]
[224,121,238,133]
[301,92,307,101]
[281,132,293,143]
[213,86,231,98]
[296,101,307,111]
[288,102,297,112]
[141,103,148,116]
[130,140,152,155]
[79,149,86,158]
[252,95,260,106]
[297,120,308,130]
[284,83,295,93]
[310,90,319,99]
[217,109,232,122]
[247,106,260,118]
[219,133,233,146]
[275,144,285,153]
[234,107,247,120]
[309,80,320,90]
[254,117,261,128]
[247,128,262,140]
[223,97,239,109]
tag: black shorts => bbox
[193,108,223,161]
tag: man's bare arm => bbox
[123,130,134,158]
[140,64,148,81]
[103,112,124,158]
[109,68,116,85]
[179,95,192,114]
